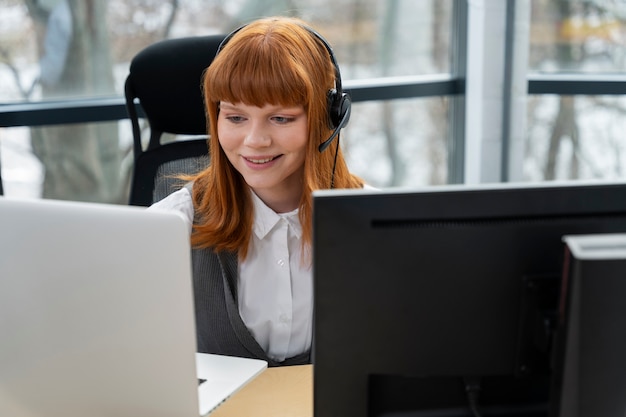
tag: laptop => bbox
[0,197,266,417]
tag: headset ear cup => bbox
[327,89,351,129]
[338,92,351,127]
[327,89,340,129]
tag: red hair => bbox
[189,16,363,258]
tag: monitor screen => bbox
[312,181,626,417]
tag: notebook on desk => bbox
[0,197,266,417]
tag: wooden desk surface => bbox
[211,364,313,417]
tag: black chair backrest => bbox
[125,34,225,206]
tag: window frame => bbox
[2,0,625,196]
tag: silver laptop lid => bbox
[0,197,199,417]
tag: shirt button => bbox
[279,314,289,323]
[277,259,286,267]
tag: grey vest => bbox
[188,185,311,367]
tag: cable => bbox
[329,134,340,189]
[464,377,483,417]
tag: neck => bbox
[250,188,301,214]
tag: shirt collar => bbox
[251,190,302,240]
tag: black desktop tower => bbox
[552,233,626,417]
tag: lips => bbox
[244,155,282,164]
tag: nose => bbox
[243,120,271,148]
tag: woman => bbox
[150,16,364,366]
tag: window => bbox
[0,0,458,201]
[525,0,626,182]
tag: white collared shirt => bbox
[149,187,312,362]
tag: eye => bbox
[271,116,295,124]
[225,115,246,123]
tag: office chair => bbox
[125,34,225,206]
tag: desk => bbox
[211,364,313,417]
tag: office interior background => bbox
[0,0,625,204]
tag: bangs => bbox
[205,33,312,107]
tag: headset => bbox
[216,22,351,153]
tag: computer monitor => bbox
[553,233,626,417]
[312,181,626,417]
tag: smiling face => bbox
[217,101,309,213]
